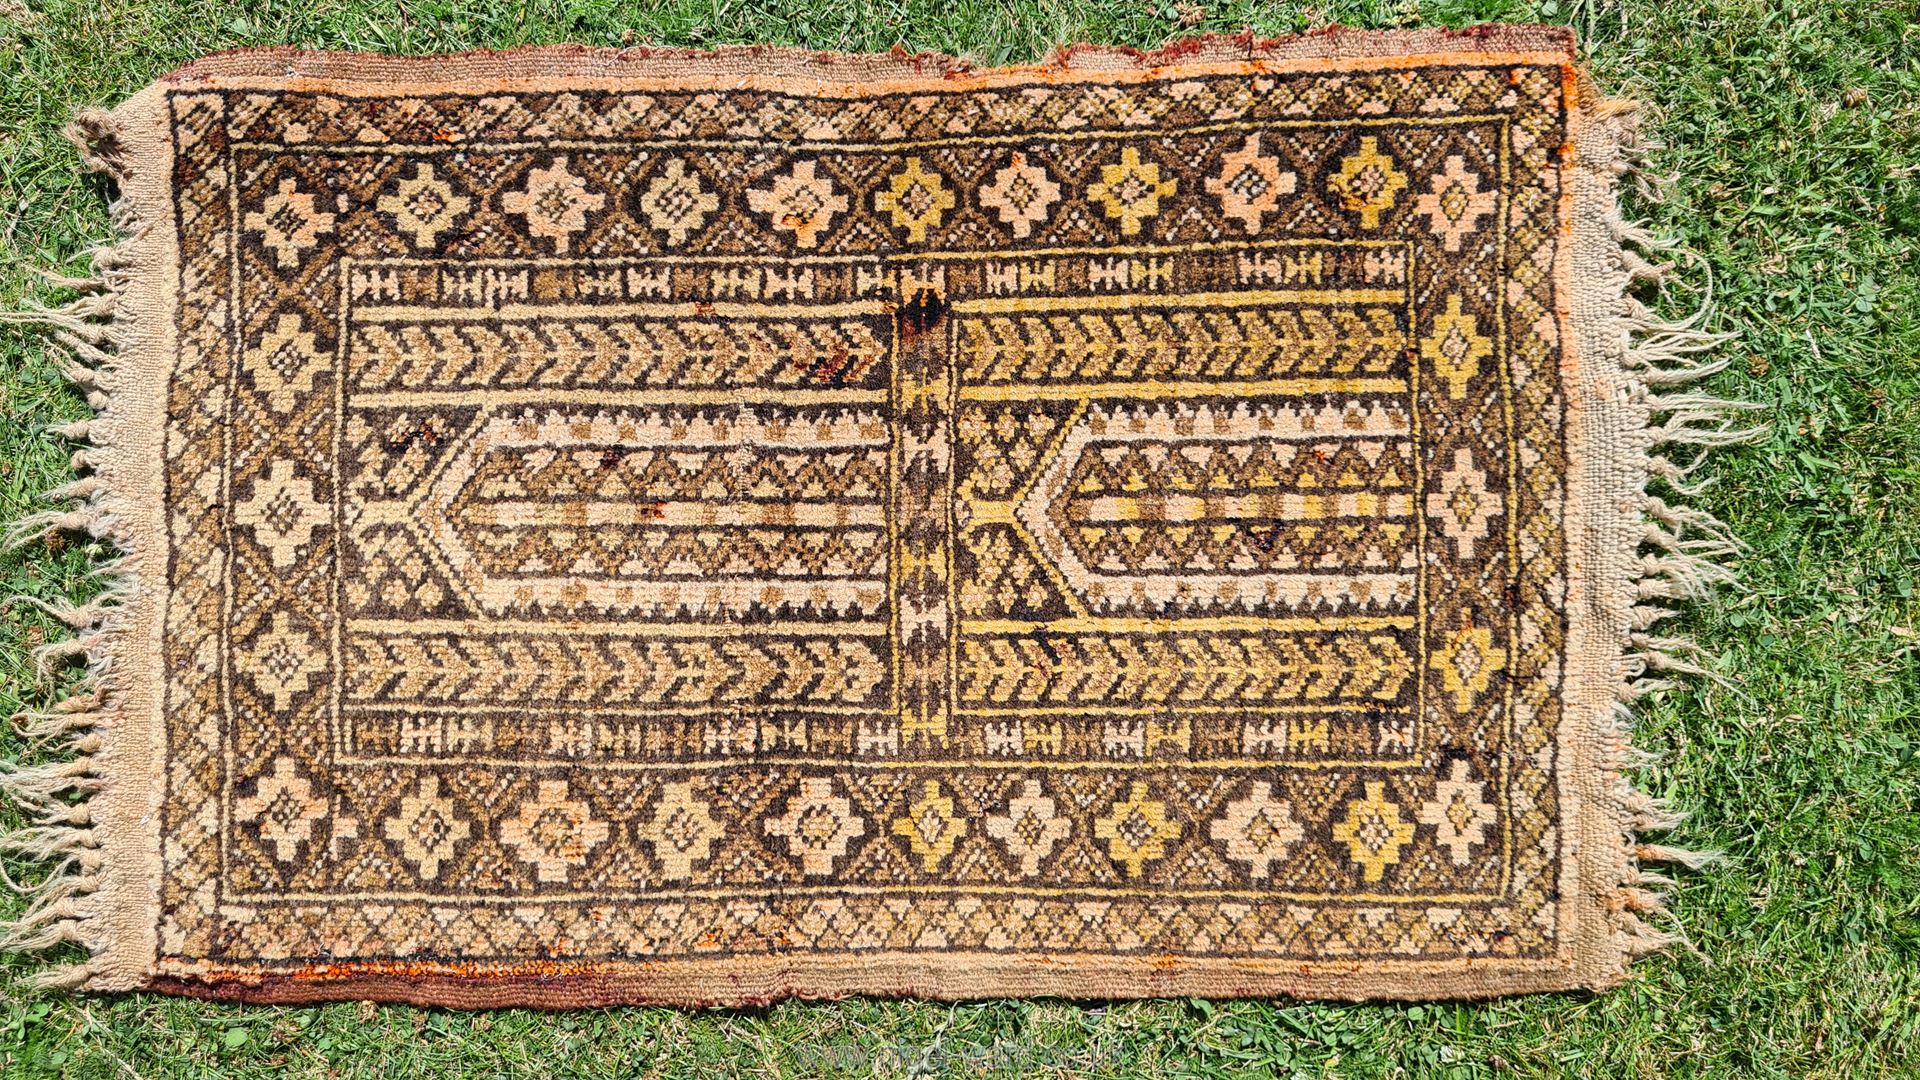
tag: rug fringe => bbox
[1597,96,1763,964]
[0,106,141,991]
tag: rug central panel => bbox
[337,244,1422,769]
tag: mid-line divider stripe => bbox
[953,703,1409,718]
[947,288,1406,315]
[336,701,1410,719]
[333,753,1427,773]
[353,292,1404,322]
[349,380,1408,412]
[348,386,891,408]
[1068,492,1415,522]
[352,299,893,322]
[345,619,893,637]
[957,377,1407,402]
[340,701,900,716]
[959,614,1416,635]
[458,499,887,529]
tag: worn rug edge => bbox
[0,26,1756,1004]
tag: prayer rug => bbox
[3,26,1741,1004]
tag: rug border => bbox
[6,25,1727,1004]
[155,26,1576,87]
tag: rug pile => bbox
[0,26,1737,1004]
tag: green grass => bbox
[2,0,1917,1075]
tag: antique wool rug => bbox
[3,26,1736,1004]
